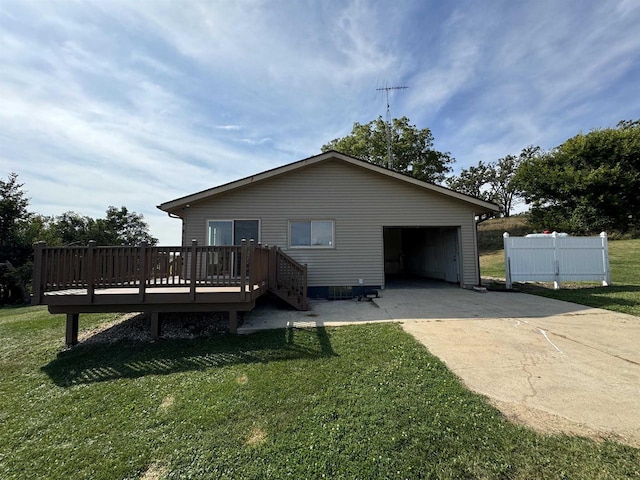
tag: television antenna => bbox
[376,85,408,168]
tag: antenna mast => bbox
[376,85,408,168]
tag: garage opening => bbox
[383,227,460,285]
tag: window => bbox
[290,220,334,248]
[208,220,259,246]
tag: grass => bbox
[480,239,640,317]
[1,307,638,479]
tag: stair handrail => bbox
[270,246,308,310]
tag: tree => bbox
[51,211,97,245]
[99,206,158,246]
[0,173,32,304]
[0,173,30,263]
[516,122,640,233]
[49,207,158,246]
[445,146,539,216]
[322,116,454,184]
[490,146,541,217]
[445,161,494,200]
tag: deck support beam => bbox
[229,311,238,334]
[150,312,160,339]
[66,313,79,346]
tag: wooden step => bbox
[270,287,305,310]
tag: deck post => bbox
[32,241,46,304]
[66,313,79,346]
[150,312,160,339]
[268,246,277,290]
[302,264,308,310]
[190,239,198,301]
[240,239,247,301]
[229,310,238,334]
[248,239,255,295]
[138,242,147,302]
[87,240,96,303]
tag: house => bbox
[158,151,499,296]
[31,151,499,345]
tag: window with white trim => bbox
[289,220,334,248]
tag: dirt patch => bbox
[140,462,168,480]
[490,399,638,447]
[236,373,249,385]
[246,426,267,446]
[77,312,231,344]
[158,395,175,413]
[78,313,146,343]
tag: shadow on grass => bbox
[42,326,336,387]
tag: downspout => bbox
[475,215,482,287]
[167,211,184,246]
[474,212,491,291]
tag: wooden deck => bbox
[32,240,307,345]
[43,283,266,311]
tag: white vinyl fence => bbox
[503,232,611,290]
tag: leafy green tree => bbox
[322,116,454,184]
[50,207,157,246]
[0,173,32,303]
[99,206,158,246]
[445,146,539,216]
[517,121,640,233]
[0,173,30,261]
[490,146,541,217]
[50,211,97,245]
[446,161,494,200]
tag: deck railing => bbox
[269,246,308,310]
[32,239,270,304]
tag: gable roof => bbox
[157,150,500,214]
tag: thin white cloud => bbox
[215,125,242,131]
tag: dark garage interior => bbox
[383,227,460,284]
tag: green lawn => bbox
[481,239,640,317]
[1,307,638,479]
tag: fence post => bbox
[32,241,46,304]
[503,233,512,289]
[552,231,561,290]
[601,232,611,286]
[190,239,197,301]
[87,240,96,303]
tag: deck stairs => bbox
[267,247,308,311]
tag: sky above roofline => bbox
[2,0,639,244]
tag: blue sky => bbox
[1,0,639,245]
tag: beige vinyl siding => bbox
[180,159,482,287]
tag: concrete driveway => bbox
[240,283,640,446]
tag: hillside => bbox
[477,214,532,253]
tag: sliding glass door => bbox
[207,220,260,277]
[209,221,233,246]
